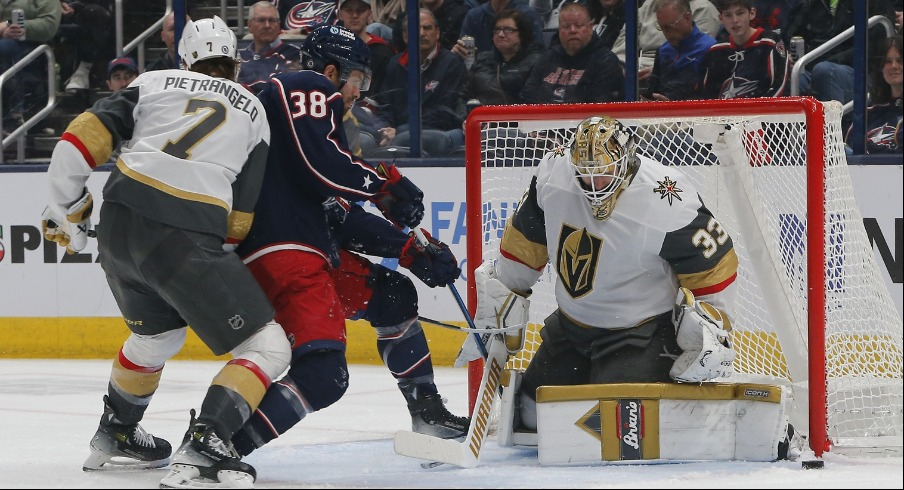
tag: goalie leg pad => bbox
[534,382,790,464]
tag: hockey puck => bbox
[801,460,824,469]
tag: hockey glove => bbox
[454,261,530,367]
[670,287,735,383]
[41,191,93,255]
[372,162,424,229]
[398,229,461,288]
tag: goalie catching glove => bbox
[41,190,93,255]
[372,162,425,229]
[398,229,460,288]
[454,261,530,367]
[670,287,735,383]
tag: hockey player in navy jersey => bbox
[230,24,468,456]
[699,0,790,99]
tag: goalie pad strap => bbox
[534,382,788,464]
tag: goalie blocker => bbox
[497,375,792,464]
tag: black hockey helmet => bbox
[302,24,372,91]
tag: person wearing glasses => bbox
[520,0,624,104]
[641,0,716,101]
[460,9,542,107]
[237,1,302,95]
[610,0,719,87]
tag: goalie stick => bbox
[394,332,508,468]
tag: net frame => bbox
[463,98,903,457]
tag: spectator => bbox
[276,0,338,37]
[338,0,395,95]
[461,9,542,106]
[547,0,625,51]
[393,0,470,51]
[1,0,61,136]
[57,0,115,91]
[145,11,190,72]
[238,1,302,95]
[784,0,896,105]
[699,0,790,99]
[845,34,903,154]
[520,1,624,104]
[105,56,138,92]
[454,0,545,57]
[642,0,716,101]
[610,0,719,77]
[713,0,799,42]
[373,8,467,156]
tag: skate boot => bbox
[159,411,256,489]
[83,395,172,471]
[399,380,469,439]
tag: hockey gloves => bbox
[42,190,94,255]
[373,162,424,229]
[399,229,460,288]
[670,287,735,383]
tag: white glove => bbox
[454,261,530,367]
[41,191,93,255]
[669,287,735,383]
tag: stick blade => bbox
[394,430,478,468]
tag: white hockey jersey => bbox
[47,69,270,240]
[495,148,738,330]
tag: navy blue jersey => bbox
[237,40,303,95]
[700,28,790,99]
[236,70,390,266]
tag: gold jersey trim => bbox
[115,158,230,212]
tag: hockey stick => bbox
[394,332,507,468]
[411,228,488,360]
[418,315,524,333]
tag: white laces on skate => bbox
[132,425,157,448]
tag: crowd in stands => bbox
[1,0,902,156]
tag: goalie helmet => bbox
[301,24,372,91]
[570,116,638,221]
[178,16,237,69]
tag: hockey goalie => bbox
[455,116,795,464]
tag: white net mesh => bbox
[467,100,902,451]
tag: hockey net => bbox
[464,98,902,456]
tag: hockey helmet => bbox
[178,16,238,69]
[569,116,638,221]
[301,24,372,91]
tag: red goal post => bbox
[463,98,903,457]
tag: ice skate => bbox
[82,395,172,471]
[399,380,469,439]
[159,413,255,489]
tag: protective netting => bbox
[468,100,902,451]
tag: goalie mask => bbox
[570,116,638,220]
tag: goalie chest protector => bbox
[535,382,789,464]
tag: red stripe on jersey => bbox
[117,349,163,373]
[228,358,272,390]
[61,132,98,169]
[500,247,547,272]
[691,272,737,297]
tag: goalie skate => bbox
[159,418,255,489]
[83,396,172,471]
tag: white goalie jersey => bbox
[494,147,738,330]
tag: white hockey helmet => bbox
[570,116,638,221]
[178,15,237,69]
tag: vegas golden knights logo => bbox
[556,224,602,299]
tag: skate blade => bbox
[83,450,170,471]
[159,463,254,489]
